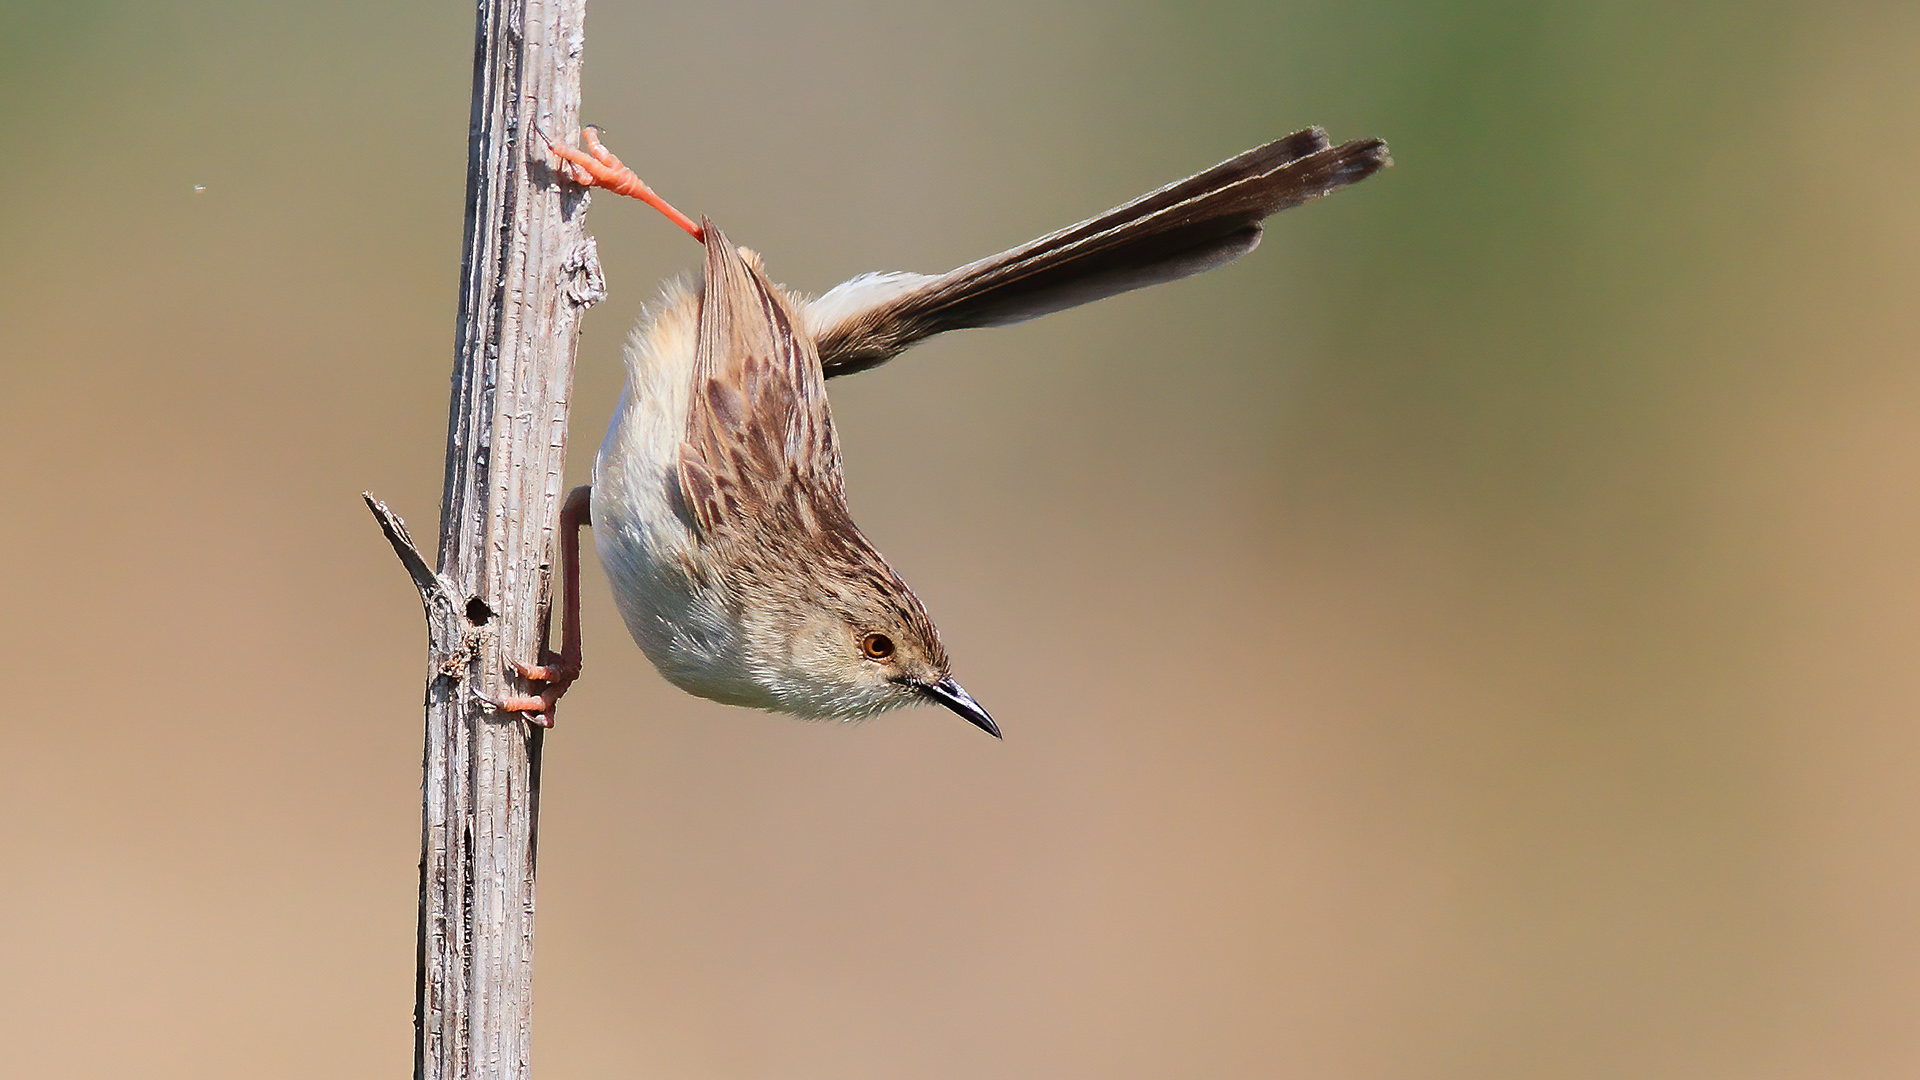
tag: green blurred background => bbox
[4,1,1917,1076]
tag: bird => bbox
[496,125,1391,736]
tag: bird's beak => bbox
[920,677,1001,738]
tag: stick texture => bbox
[370,2,602,1077]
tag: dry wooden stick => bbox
[365,1,603,1077]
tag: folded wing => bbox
[677,223,844,539]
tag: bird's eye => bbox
[860,632,895,660]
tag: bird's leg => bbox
[494,484,592,727]
[541,125,705,243]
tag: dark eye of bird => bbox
[860,632,895,660]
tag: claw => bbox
[475,687,557,728]
[513,655,578,684]
[487,651,578,728]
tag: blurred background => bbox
[3,1,1917,1077]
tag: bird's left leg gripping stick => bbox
[495,484,591,725]
[494,131,706,725]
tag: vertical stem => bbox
[415,2,602,1077]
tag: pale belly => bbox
[591,384,778,712]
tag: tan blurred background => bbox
[4,1,1918,1077]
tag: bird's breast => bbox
[590,285,782,708]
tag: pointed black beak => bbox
[920,677,1001,738]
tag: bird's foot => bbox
[539,125,704,242]
[541,124,624,188]
[487,653,580,728]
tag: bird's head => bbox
[737,532,999,737]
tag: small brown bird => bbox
[500,126,1390,734]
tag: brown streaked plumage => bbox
[500,126,1390,732]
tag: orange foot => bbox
[489,653,580,729]
[542,125,705,242]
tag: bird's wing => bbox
[808,128,1391,378]
[676,223,842,539]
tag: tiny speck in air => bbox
[193,185,206,193]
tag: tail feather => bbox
[813,129,1392,377]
